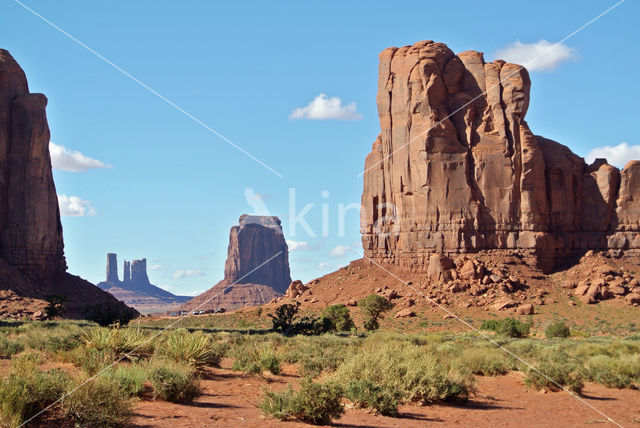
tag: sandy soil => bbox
[131,359,640,427]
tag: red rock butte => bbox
[360,40,640,272]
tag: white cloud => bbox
[49,143,111,172]
[494,39,577,72]
[585,142,640,169]
[149,264,163,271]
[172,269,205,279]
[290,93,362,120]
[329,244,351,257]
[287,240,311,251]
[58,194,96,217]
[317,262,332,270]
[244,187,271,215]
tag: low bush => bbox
[321,305,354,332]
[451,346,512,376]
[83,326,154,359]
[148,359,201,402]
[260,378,344,425]
[0,334,23,358]
[83,301,137,327]
[61,346,116,376]
[101,364,147,397]
[231,340,281,375]
[157,329,224,368]
[62,376,133,427]
[523,361,584,394]
[480,318,531,338]
[584,354,640,389]
[344,379,399,416]
[0,354,70,427]
[545,321,571,339]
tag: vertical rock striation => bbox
[106,253,119,282]
[360,40,640,272]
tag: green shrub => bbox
[260,378,344,424]
[231,341,281,375]
[157,329,224,368]
[83,301,137,327]
[148,359,201,402]
[44,294,67,318]
[83,326,153,359]
[344,380,399,416]
[545,321,571,339]
[62,346,116,376]
[101,364,147,397]
[584,355,640,389]
[524,361,584,394]
[480,318,531,338]
[321,305,354,332]
[358,294,392,331]
[332,342,472,403]
[62,376,133,427]
[0,334,23,358]
[0,355,70,427]
[451,347,512,376]
[269,302,300,333]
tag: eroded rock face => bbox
[361,40,640,272]
[223,214,291,293]
[0,50,66,279]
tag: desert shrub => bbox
[584,354,640,389]
[269,302,300,333]
[62,376,133,427]
[0,334,23,358]
[480,318,531,338]
[148,359,201,402]
[100,364,147,397]
[62,346,116,376]
[157,329,223,368]
[18,322,85,353]
[83,326,153,359]
[83,301,137,327]
[0,354,70,427]
[332,342,472,403]
[44,294,67,318]
[321,304,354,332]
[451,346,512,376]
[231,340,281,375]
[260,378,344,424]
[545,321,571,339]
[344,380,399,416]
[358,294,393,331]
[523,360,584,394]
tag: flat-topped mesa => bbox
[0,49,66,280]
[130,258,150,285]
[360,40,640,272]
[223,214,291,293]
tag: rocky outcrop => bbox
[181,215,291,312]
[360,40,640,272]
[98,253,190,313]
[223,215,291,293]
[0,49,136,319]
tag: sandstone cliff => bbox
[181,215,291,312]
[0,49,136,319]
[361,40,640,272]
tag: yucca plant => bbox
[157,329,223,368]
[83,326,154,359]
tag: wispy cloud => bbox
[585,142,640,169]
[58,194,96,217]
[329,244,352,257]
[317,262,332,271]
[494,39,577,72]
[287,240,311,251]
[50,142,111,172]
[290,94,362,120]
[149,264,163,271]
[244,187,271,215]
[172,269,205,279]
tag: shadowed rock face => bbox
[360,40,640,272]
[223,214,291,293]
[0,49,66,280]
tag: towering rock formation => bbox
[106,253,119,283]
[360,40,640,272]
[98,253,190,313]
[181,215,291,312]
[0,49,136,319]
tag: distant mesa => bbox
[0,49,136,320]
[98,253,190,313]
[180,214,292,313]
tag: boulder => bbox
[516,303,534,315]
[427,254,455,283]
[625,293,640,306]
[394,309,416,318]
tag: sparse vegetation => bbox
[148,358,201,402]
[545,321,571,339]
[61,376,133,427]
[481,317,531,338]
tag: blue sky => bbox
[2,0,638,296]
